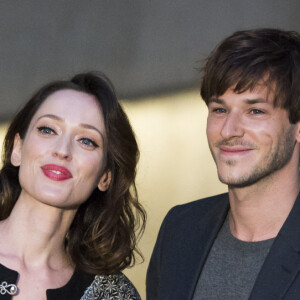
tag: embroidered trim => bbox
[81,273,140,300]
[0,281,18,295]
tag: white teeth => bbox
[51,170,62,175]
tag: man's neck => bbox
[228,167,300,242]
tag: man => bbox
[146,29,300,299]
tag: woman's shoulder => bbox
[80,272,141,300]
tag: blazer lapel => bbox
[250,193,300,299]
[170,194,230,299]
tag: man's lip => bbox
[219,146,252,155]
[41,164,73,181]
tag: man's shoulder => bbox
[170,192,228,216]
[164,193,229,226]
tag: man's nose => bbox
[220,112,244,139]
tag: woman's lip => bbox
[41,164,73,181]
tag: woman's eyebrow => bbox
[37,114,62,122]
[79,123,104,140]
[36,114,104,140]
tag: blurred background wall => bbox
[1,1,300,298]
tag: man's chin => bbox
[218,173,256,189]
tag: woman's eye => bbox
[79,138,99,149]
[37,126,56,135]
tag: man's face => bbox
[206,86,299,188]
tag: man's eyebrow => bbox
[208,97,224,105]
[36,114,104,140]
[208,97,268,105]
[245,98,268,104]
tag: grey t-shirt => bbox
[193,215,274,300]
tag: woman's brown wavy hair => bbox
[0,72,146,274]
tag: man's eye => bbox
[250,109,264,115]
[79,138,99,148]
[212,108,227,114]
[37,126,56,135]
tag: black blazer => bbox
[147,193,300,299]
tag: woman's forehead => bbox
[31,89,105,131]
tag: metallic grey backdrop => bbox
[1,0,300,121]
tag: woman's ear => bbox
[11,133,22,167]
[98,170,112,191]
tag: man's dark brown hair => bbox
[201,28,300,124]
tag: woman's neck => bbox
[0,192,77,270]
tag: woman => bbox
[0,72,146,299]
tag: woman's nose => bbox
[52,137,72,161]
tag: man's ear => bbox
[11,133,22,167]
[295,122,300,143]
[98,170,112,192]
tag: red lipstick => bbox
[41,164,72,181]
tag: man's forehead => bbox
[209,84,275,104]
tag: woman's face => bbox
[11,89,111,209]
